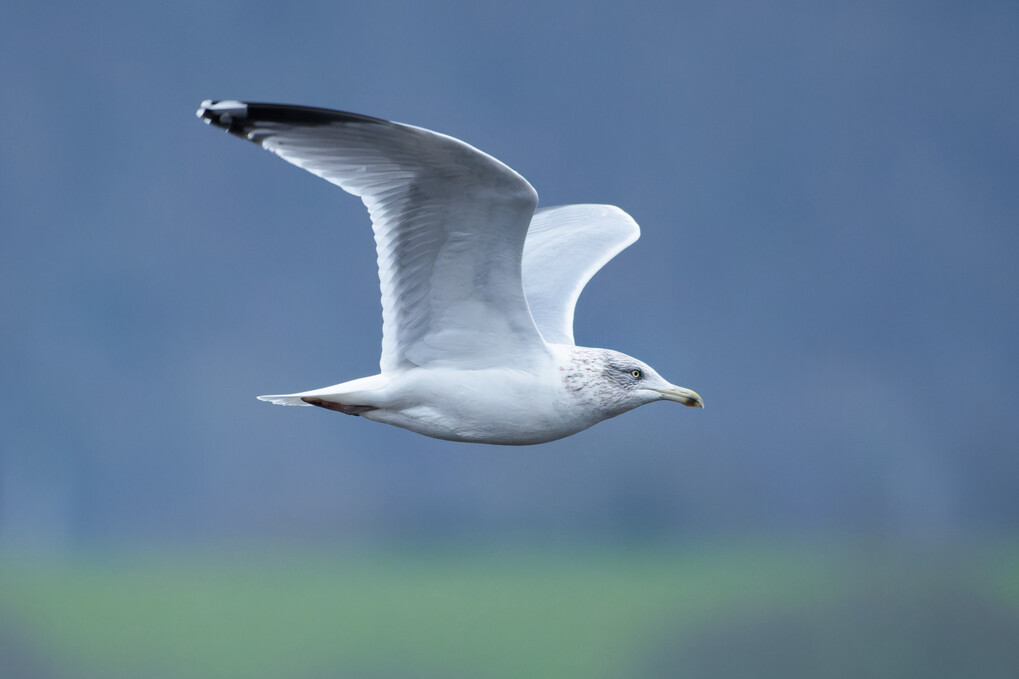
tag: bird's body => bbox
[267,345,676,445]
[361,364,571,445]
[320,350,572,445]
[198,100,702,445]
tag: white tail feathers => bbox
[257,394,311,406]
[256,374,389,409]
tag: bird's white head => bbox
[560,347,703,422]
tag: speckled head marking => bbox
[558,345,703,421]
[560,347,657,417]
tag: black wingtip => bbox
[196,99,253,138]
[197,99,391,139]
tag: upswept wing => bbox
[522,204,640,345]
[198,101,546,371]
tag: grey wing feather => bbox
[521,204,640,345]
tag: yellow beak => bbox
[654,386,704,408]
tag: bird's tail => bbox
[256,393,310,406]
[257,374,389,409]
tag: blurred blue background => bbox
[2,1,1018,677]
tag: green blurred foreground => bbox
[2,542,1018,679]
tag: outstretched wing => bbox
[198,100,547,372]
[521,204,640,345]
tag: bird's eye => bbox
[630,369,643,379]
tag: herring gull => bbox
[197,101,703,445]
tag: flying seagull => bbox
[197,100,702,445]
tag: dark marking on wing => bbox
[198,101,391,141]
[301,397,377,416]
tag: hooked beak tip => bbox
[656,386,704,409]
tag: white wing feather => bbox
[198,101,546,372]
[522,204,640,345]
